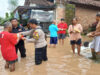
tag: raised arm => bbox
[23,30,40,43]
[20,29,34,36]
[94,32,100,36]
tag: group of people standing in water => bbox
[49,12,100,58]
[0,19,48,72]
[49,18,83,56]
[0,12,100,72]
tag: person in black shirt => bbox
[11,18,26,58]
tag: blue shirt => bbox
[49,24,58,37]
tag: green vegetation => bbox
[0,17,5,25]
[0,0,18,25]
[65,4,95,35]
[65,4,75,25]
[0,12,14,25]
[82,27,96,35]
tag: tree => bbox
[0,12,15,25]
[0,17,5,25]
[0,0,18,25]
[5,12,9,18]
[8,0,18,12]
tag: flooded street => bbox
[0,37,100,75]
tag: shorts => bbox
[90,36,100,52]
[70,39,82,45]
[7,59,18,64]
[58,34,66,39]
[50,37,58,44]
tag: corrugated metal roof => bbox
[24,0,54,6]
[68,0,100,7]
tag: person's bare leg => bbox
[71,45,75,54]
[53,44,56,48]
[62,39,64,45]
[91,48,96,59]
[10,63,15,72]
[5,61,9,69]
[59,39,61,44]
[77,45,81,56]
[49,44,51,48]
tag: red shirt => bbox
[58,22,68,34]
[0,31,18,61]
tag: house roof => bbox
[13,0,56,15]
[68,0,100,7]
[24,0,54,6]
[13,5,55,14]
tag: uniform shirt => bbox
[0,31,18,61]
[21,26,47,48]
[12,25,25,45]
[49,24,59,37]
[12,25,25,33]
[58,22,68,34]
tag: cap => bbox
[28,19,38,25]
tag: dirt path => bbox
[0,37,100,75]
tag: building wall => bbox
[75,6,99,30]
[55,0,66,24]
[55,0,66,4]
[55,4,65,24]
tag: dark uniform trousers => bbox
[15,40,26,57]
[35,45,48,65]
[12,25,26,58]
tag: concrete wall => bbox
[55,3,99,30]
[55,0,66,4]
[75,7,99,30]
[55,4,65,24]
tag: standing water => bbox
[0,37,100,75]
[75,43,92,58]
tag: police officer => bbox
[21,19,48,65]
[11,18,26,58]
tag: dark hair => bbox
[72,17,78,21]
[10,18,18,22]
[61,18,65,21]
[96,12,100,17]
[28,19,38,25]
[72,17,78,25]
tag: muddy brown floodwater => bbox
[0,37,100,75]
